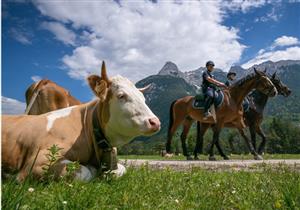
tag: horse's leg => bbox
[194,122,209,160]
[180,118,193,160]
[256,125,267,155]
[208,124,223,161]
[166,101,181,154]
[212,126,229,160]
[249,125,257,151]
[238,128,263,160]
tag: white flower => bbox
[62,201,67,205]
[28,187,34,193]
[175,199,179,203]
[216,183,220,187]
[232,190,236,194]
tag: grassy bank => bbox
[2,165,299,209]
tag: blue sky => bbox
[2,0,300,113]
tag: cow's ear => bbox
[87,75,108,101]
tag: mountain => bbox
[228,60,300,79]
[158,61,227,88]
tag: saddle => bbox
[192,90,224,123]
[193,90,224,109]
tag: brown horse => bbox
[192,71,292,160]
[166,69,277,160]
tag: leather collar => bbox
[92,107,112,151]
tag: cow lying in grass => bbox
[2,61,160,182]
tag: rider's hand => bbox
[220,83,228,89]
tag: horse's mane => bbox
[231,73,258,88]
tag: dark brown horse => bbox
[242,72,291,154]
[166,69,277,160]
[192,71,292,160]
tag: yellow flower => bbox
[274,200,282,209]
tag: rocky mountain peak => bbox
[158,61,181,76]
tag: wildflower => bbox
[68,184,73,187]
[175,199,179,203]
[62,201,67,205]
[216,183,220,187]
[28,187,34,193]
[274,200,282,209]
[232,190,236,194]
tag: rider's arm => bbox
[206,77,226,87]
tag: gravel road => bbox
[120,159,300,171]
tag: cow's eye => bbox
[117,93,127,100]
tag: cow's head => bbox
[88,61,160,147]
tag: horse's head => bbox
[270,72,291,97]
[254,68,277,97]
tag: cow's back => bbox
[25,79,81,115]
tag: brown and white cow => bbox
[25,79,81,115]
[2,61,160,182]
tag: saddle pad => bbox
[193,98,205,109]
[193,90,224,109]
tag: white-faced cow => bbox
[25,79,81,115]
[2,61,160,182]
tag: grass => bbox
[2,165,300,209]
[119,154,300,161]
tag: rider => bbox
[225,71,253,112]
[202,61,227,119]
[225,72,237,87]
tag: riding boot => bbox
[203,97,213,118]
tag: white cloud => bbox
[41,21,76,46]
[222,0,266,13]
[2,96,26,115]
[242,46,300,68]
[254,7,281,23]
[31,75,42,82]
[33,1,246,81]
[9,28,32,45]
[272,36,299,48]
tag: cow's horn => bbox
[101,61,109,82]
[139,84,152,93]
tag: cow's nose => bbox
[147,117,161,132]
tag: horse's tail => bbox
[166,100,177,153]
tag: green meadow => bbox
[2,164,300,210]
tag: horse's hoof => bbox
[209,156,217,161]
[223,156,230,160]
[254,155,263,160]
[194,156,200,160]
[186,156,193,160]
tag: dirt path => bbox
[120,159,300,171]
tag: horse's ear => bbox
[272,71,277,79]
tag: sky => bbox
[2,0,300,114]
